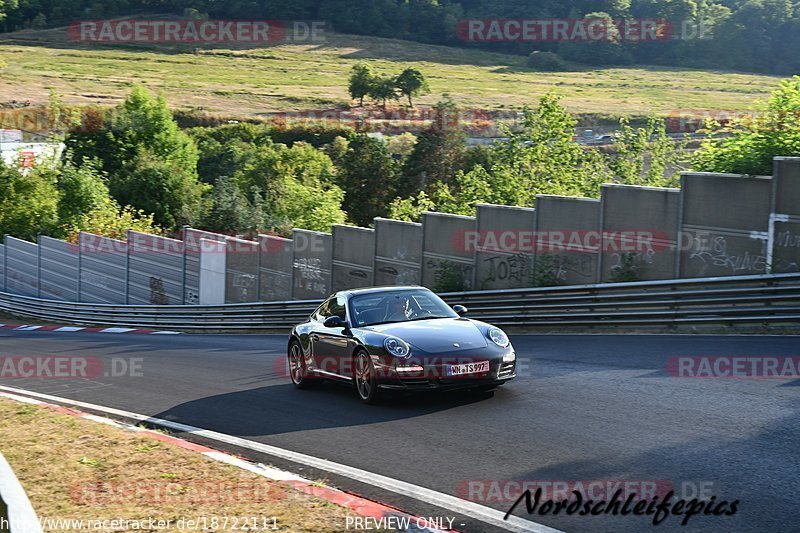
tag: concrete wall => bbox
[533,195,601,286]
[679,173,772,278]
[332,225,375,291]
[421,212,476,291]
[225,237,260,303]
[183,228,227,305]
[126,230,185,305]
[292,229,332,299]
[3,158,800,304]
[473,203,536,290]
[199,238,226,305]
[78,232,128,304]
[599,185,680,282]
[770,158,800,273]
[259,234,293,301]
[4,236,38,297]
[373,218,423,287]
[39,235,79,301]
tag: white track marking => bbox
[0,385,563,533]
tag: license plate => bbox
[447,360,490,376]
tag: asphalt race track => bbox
[1,331,798,533]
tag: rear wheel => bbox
[289,341,311,389]
[353,350,380,404]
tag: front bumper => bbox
[375,352,517,391]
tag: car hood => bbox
[362,318,488,354]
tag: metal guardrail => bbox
[1,273,799,332]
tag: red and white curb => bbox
[0,324,181,335]
[0,390,451,533]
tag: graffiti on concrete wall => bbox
[294,257,329,296]
[478,253,532,289]
[688,235,766,275]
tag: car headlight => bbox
[488,328,510,348]
[384,337,411,358]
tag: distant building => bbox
[0,130,64,172]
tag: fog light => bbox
[503,351,516,363]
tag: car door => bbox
[308,299,330,372]
[313,295,353,379]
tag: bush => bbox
[526,51,568,71]
[433,260,470,292]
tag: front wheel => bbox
[289,341,311,389]
[353,350,380,404]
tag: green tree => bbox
[385,132,418,159]
[348,63,376,107]
[0,0,19,22]
[55,158,110,232]
[558,12,632,65]
[488,93,608,202]
[112,150,209,229]
[388,190,435,222]
[68,85,206,229]
[402,98,468,194]
[692,76,800,175]
[66,199,160,243]
[278,177,346,233]
[608,116,686,186]
[199,176,261,234]
[338,134,399,226]
[0,162,60,241]
[392,93,610,217]
[394,68,429,107]
[368,76,398,109]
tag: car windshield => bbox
[349,289,458,327]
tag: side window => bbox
[313,300,331,322]
[328,296,347,320]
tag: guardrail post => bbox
[2,235,6,295]
[36,233,41,299]
[125,228,132,305]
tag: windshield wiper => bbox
[407,315,448,322]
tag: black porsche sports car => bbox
[287,286,517,403]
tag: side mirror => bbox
[323,316,348,329]
[452,305,468,316]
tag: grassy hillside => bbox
[0,24,784,120]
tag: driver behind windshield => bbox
[384,295,410,322]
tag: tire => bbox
[288,340,312,389]
[353,350,380,404]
